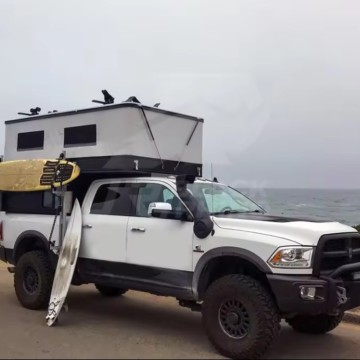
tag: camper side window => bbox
[90,183,135,216]
[64,124,96,147]
[17,130,44,151]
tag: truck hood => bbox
[212,212,357,246]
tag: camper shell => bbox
[4,101,203,176]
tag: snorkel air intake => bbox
[176,175,214,239]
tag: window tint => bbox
[17,130,44,150]
[90,183,135,216]
[136,183,185,217]
[64,124,96,147]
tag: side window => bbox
[135,183,185,217]
[17,130,44,151]
[90,183,135,216]
[64,124,96,147]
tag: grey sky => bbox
[1,0,359,189]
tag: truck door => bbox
[126,181,194,272]
[80,181,136,263]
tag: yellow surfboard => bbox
[0,159,80,192]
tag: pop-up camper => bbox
[3,100,203,176]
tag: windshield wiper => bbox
[211,209,264,215]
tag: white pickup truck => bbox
[1,174,360,359]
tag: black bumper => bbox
[268,272,360,316]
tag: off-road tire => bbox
[14,250,54,310]
[95,284,128,297]
[202,274,281,359]
[286,312,344,334]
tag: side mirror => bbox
[148,202,192,221]
[148,202,172,216]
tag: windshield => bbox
[186,182,265,215]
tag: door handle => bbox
[83,224,92,228]
[131,227,146,232]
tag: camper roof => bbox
[5,101,203,125]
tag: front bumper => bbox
[268,267,360,316]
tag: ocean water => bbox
[238,188,360,227]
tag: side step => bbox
[178,299,202,312]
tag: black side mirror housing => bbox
[151,209,193,222]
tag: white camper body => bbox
[4,102,204,176]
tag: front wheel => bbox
[202,274,281,359]
[286,312,344,334]
[14,250,54,310]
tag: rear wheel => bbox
[95,284,128,297]
[14,250,54,310]
[202,274,281,359]
[286,312,344,334]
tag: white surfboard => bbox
[46,198,82,326]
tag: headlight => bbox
[268,246,314,268]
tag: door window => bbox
[90,183,136,216]
[136,183,185,217]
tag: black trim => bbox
[213,212,331,223]
[267,274,360,315]
[192,247,271,299]
[68,155,202,177]
[176,175,213,239]
[76,258,194,300]
[329,262,360,279]
[5,102,204,124]
[313,232,360,277]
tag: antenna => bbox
[92,89,115,105]
[154,103,160,107]
[211,163,214,214]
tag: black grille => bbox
[313,233,360,276]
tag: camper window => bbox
[17,130,44,151]
[64,124,97,147]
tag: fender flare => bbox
[13,230,55,265]
[192,246,272,299]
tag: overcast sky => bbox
[0,0,359,189]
